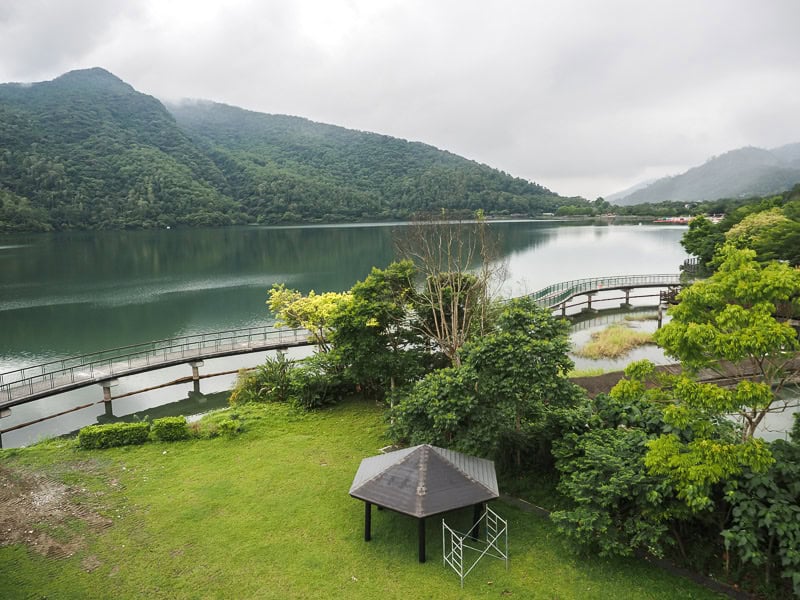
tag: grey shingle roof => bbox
[349,444,499,518]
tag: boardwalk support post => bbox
[99,379,119,417]
[189,361,204,393]
[0,408,10,448]
[620,288,632,308]
[582,293,598,313]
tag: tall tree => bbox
[643,246,800,509]
[389,298,580,463]
[680,215,724,268]
[267,284,351,353]
[396,210,506,366]
[724,207,800,266]
[654,244,800,440]
[328,261,424,397]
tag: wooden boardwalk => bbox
[0,326,311,409]
[526,273,683,309]
[0,273,688,409]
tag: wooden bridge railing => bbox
[526,273,683,308]
[0,325,309,408]
[0,273,688,407]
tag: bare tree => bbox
[395,210,507,366]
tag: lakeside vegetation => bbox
[681,184,800,270]
[573,322,653,360]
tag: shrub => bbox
[229,354,295,405]
[228,369,262,405]
[78,422,150,449]
[151,416,190,442]
[217,417,243,438]
[722,440,800,597]
[189,408,248,439]
[288,358,345,410]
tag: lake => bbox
[1,220,691,446]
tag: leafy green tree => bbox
[722,439,800,596]
[654,245,800,440]
[267,284,351,352]
[389,298,580,463]
[328,261,425,398]
[551,365,702,559]
[553,426,676,558]
[724,207,800,265]
[644,246,800,509]
[464,297,579,464]
[681,215,724,268]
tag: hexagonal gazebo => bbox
[349,444,499,562]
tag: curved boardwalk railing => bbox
[526,273,683,308]
[0,325,310,408]
[1,273,686,408]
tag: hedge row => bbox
[77,414,241,449]
[78,422,151,449]
[151,416,190,441]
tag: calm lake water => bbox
[1,220,691,447]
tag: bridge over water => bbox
[526,273,683,312]
[0,325,310,410]
[0,273,686,442]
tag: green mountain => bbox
[0,68,240,230]
[613,145,800,206]
[0,68,572,232]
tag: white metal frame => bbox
[442,506,508,587]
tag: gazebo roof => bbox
[349,444,499,518]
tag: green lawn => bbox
[1,400,725,599]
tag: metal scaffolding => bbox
[442,506,508,587]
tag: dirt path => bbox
[0,463,112,561]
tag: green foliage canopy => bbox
[389,298,580,462]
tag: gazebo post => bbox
[364,501,372,541]
[472,502,483,540]
[418,517,426,563]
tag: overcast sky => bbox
[1,0,799,199]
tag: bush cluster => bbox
[78,422,150,449]
[78,412,247,449]
[151,416,190,441]
[229,353,348,410]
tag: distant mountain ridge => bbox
[612,144,800,205]
[0,67,572,231]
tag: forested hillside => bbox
[0,68,241,230]
[613,145,800,205]
[167,100,565,223]
[0,68,573,232]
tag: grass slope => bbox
[1,401,724,599]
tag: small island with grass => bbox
[573,321,654,360]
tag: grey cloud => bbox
[0,0,141,81]
[1,0,799,199]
